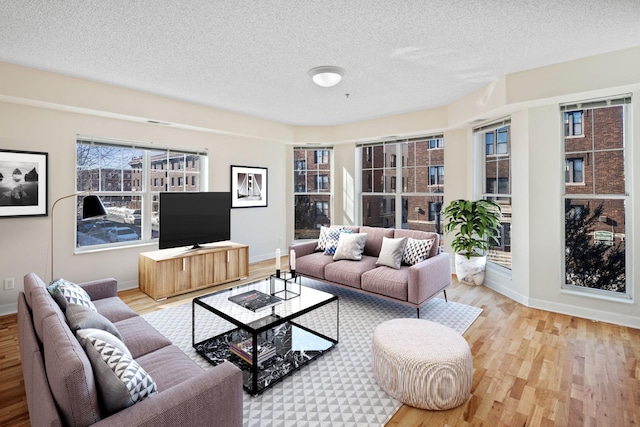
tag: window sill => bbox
[561,286,632,304]
[75,241,158,255]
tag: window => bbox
[294,147,332,239]
[315,174,329,190]
[314,149,329,164]
[429,138,444,149]
[562,97,630,296]
[429,166,444,185]
[360,135,444,233]
[564,111,583,137]
[565,158,584,183]
[476,122,512,269]
[76,138,206,249]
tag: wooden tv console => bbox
[138,242,249,300]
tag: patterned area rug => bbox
[143,279,482,427]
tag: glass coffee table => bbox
[192,276,339,395]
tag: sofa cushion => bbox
[93,297,140,323]
[65,303,124,341]
[23,272,48,310]
[361,266,409,301]
[114,316,173,358]
[81,334,158,415]
[295,252,335,280]
[49,278,97,312]
[402,237,435,265]
[376,237,408,269]
[333,233,368,261]
[41,309,101,426]
[324,255,379,289]
[359,227,394,257]
[31,286,66,342]
[136,344,206,392]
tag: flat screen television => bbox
[159,192,231,250]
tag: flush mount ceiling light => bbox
[308,66,344,87]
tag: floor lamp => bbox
[50,194,107,281]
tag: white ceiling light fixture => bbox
[309,66,344,87]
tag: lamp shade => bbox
[82,195,107,219]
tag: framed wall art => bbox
[0,149,48,217]
[230,165,268,208]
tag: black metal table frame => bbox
[192,284,339,395]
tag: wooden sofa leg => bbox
[443,289,448,302]
[416,308,420,318]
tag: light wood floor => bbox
[2,259,639,426]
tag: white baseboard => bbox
[483,281,530,306]
[484,277,640,329]
[528,297,640,329]
[0,302,17,316]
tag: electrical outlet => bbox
[4,278,14,291]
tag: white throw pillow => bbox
[376,237,408,269]
[333,233,368,261]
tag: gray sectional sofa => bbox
[289,226,452,317]
[18,272,243,427]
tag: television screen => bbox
[159,192,231,250]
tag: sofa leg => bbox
[416,308,420,318]
[443,289,448,302]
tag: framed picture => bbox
[230,165,268,208]
[0,149,48,217]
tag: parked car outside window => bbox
[107,226,139,242]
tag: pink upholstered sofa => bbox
[289,226,452,317]
[18,272,243,427]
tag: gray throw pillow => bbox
[48,278,96,312]
[376,237,408,269]
[333,233,368,261]
[81,335,158,415]
[77,328,132,358]
[65,303,124,341]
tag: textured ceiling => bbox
[1,1,639,126]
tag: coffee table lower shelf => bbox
[195,320,337,395]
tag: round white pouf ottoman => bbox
[372,318,472,410]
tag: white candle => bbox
[290,249,296,270]
[275,249,281,270]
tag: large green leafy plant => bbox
[443,199,503,259]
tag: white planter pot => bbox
[455,253,487,286]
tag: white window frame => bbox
[474,119,512,272]
[75,136,207,252]
[561,96,632,299]
[293,146,334,240]
[358,135,445,229]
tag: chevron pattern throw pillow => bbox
[48,278,96,312]
[402,237,435,265]
[83,336,158,414]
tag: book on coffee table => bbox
[228,290,282,312]
[229,338,276,365]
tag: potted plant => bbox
[443,199,502,285]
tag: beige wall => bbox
[1,47,640,327]
[0,63,292,313]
